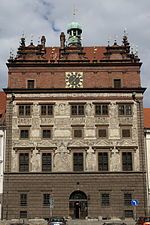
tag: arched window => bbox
[69,191,87,200]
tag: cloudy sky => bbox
[0,0,150,107]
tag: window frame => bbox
[42,152,52,172]
[94,103,109,116]
[70,104,85,116]
[20,128,29,139]
[118,104,132,116]
[98,152,109,171]
[72,126,84,139]
[101,192,110,207]
[43,193,50,207]
[97,126,108,138]
[124,210,133,218]
[73,152,84,172]
[113,79,122,88]
[27,79,35,89]
[124,192,132,206]
[122,152,133,171]
[40,104,54,116]
[18,105,31,117]
[20,193,27,206]
[19,152,29,172]
[42,128,52,139]
[121,126,132,138]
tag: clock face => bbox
[65,72,83,88]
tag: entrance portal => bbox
[69,191,88,219]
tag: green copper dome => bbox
[67,21,82,31]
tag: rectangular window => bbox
[27,80,35,89]
[114,79,121,88]
[73,152,84,171]
[101,193,110,206]
[118,104,132,116]
[20,211,27,218]
[124,210,133,218]
[20,129,29,139]
[122,152,132,171]
[71,104,84,116]
[41,105,53,116]
[97,127,108,138]
[42,153,52,172]
[121,128,131,138]
[98,152,108,171]
[20,193,27,206]
[73,127,83,138]
[42,129,52,139]
[19,105,31,116]
[124,193,132,206]
[19,153,29,172]
[43,193,50,206]
[95,104,108,116]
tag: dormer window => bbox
[27,80,35,89]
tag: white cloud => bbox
[0,0,149,106]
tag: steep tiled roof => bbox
[144,108,150,129]
[45,46,106,61]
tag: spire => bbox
[122,29,130,53]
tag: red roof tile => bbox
[45,46,106,61]
[144,108,150,128]
[0,92,6,115]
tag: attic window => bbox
[27,80,35,89]
[113,79,121,88]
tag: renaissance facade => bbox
[3,22,146,219]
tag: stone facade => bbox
[10,95,140,173]
[3,22,147,220]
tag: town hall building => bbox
[3,21,147,219]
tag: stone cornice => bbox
[4,87,146,94]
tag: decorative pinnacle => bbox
[114,35,118,45]
[10,48,14,59]
[30,34,34,45]
[123,28,128,37]
[20,32,26,47]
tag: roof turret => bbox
[67,21,82,47]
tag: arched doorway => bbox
[69,191,88,219]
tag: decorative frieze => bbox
[18,118,32,125]
[41,117,54,124]
[95,117,109,124]
[71,117,85,124]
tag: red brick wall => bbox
[8,66,141,89]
